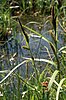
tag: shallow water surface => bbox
[0,15,66,79]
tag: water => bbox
[0,15,66,80]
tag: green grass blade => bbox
[56,78,66,100]
[22,57,56,67]
[48,70,59,91]
[49,42,56,55]
[22,24,50,43]
[26,21,40,25]
[39,70,45,82]
[31,95,35,100]
[0,60,28,84]
[58,46,66,53]
[0,70,9,73]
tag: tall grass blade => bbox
[39,70,45,82]
[50,42,56,56]
[26,21,40,25]
[0,60,28,84]
[0,70,9,73]
[22,24,50,43]
[22,57,56,67]
[58,46,66,53]
[48,70,59,91]
[18,18,29,47]
[31,95,35,100]
[56,78,66,100]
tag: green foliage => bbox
[56,78,66,100]
[0,1,10,39]
[0,0,66,100]
[37,0,51,14]
[48,70,59,91]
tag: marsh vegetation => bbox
[0,0,66,100]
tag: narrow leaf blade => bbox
[56,78,66,100]
[48,70,59,91]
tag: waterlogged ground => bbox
[0,15,66,79]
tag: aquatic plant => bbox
[0,0,66,100]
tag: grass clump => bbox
[0,0,66,100]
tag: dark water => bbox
[0,15,66,80]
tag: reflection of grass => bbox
[0,0,66,100]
